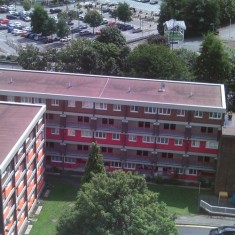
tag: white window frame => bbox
[113,104,121,111]
[206,140,218,149]
[173,168,184,174]
[21,97,32,103]
[112,133,120,140]
[81,130,92,137]
[191,140,200,147]
[34,98,45,104]
[130,105,138,113]
[157,137,169,144]
[174,139,183,146]
[176,109,185,117]
[51,156,63,162]
[186,169,197,175]
[144,106,156,114]
[95,103,107,110]
[64,157,76,164]
[51,99,59,106]
[111,162,122,168]
[51,128,59,135]
[158,108,171,115]
[68,100,76,107]
[95,131,106,139]
[82,102,93,109]
[142,136,154,143]
[129,135,137,142]
[68,129,75,136]
[7,96,14,102]
[123,163,136,169]
[209,112,222,119]
[194,111,203,118]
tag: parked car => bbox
[71,27,82,33]
[79,24,88,29]
[50,8,62,14]
[209,226,235,235]
[67,20,74,25]
[0,18,10,24]
[0,6,8,13]
[102,7,110,13]
[12,29,24,36]
[60,36,71,42]
[23,16,31,22]
[132,27,142,33]
[0,24,7,30]
[6,14,18,20]
[42,37,54,44]
[120,24,134,31]
[79,30,92,36]
[78,15,84,21]
[150,0,158,4]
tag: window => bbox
[130,105,138,112]
[68,100,76,107]
[191,140,200,147]
[173,168,184,174]
[163,123,176,130]
[68,129,75,136]
[187,169,197,175]
[174,139,183,146]
[157,137,169,144]
[111,162,122,168]
[101,147,113,153]
[34,98,45,104]
[95,132,106,139]
[194,111,203,118]
[206,140,218,149]
[7,96,14,102]
[21,97,32,103]
[176,109,185,117]
[129,135,137,142]
[158,108,171,115]
[78,116,90,122]
[102,118,114,125]
[77,145,89,150]
[82,102,93,109]
[138,122,150,128]
[64,158,76,163]
[113,104,121,111]
[137,150,149,156]
[142,136,154,143]
[201,127,213,133]
[162,153,173,158]
[81,130,92,137]
[51,128,59,135]
[209,112,222,119]
[144,106,156,114]
[112,133,120,140]
[95,103,107,110]
[51,99,59,106]
[51,156,63,162]
[123,163,136,169]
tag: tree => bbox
[196,32,232,84]
[57,18,69,38]
[147,34,169,47]
[57,170,178,235]
[82,142,105,184]
[128,44,192,80]
[96,26,126,47]
[43,17,57,36]
[30,4,49,34]
[84,10,103,34]
[117,2,132,23]
[23,0,31,11]
[219,0,235,26]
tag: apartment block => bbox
[0,69,227,188]
[0,102,46,235]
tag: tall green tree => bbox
[219,0,235,26]
[30,4,49,34]
[96,26,126,47]
[196,33,232,84]
[84,10,103,34]
[82,142,105,184]
[117,2,132,23]
[57,18,69,38]
[23,0,31,11]
[43,17,57,36]
[57,170,178,235]
[128,43,192,80]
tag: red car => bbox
[0,18,10,24]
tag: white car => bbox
[14,21,22,27]
[12,29,23,36]
[60,36,71,42]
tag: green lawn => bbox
[148,183,213,215]
[29,181,79,235]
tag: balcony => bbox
[128,126,153,135]
[66,149,89,159]
[96,124,122,133]
[66,121,90,130]
[46,120,60,127]
[191,132,218,141]
[159,129,185,138]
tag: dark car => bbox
[42,38,53,44]
[0,24,7,30]
[132,27,142,33]
[6,14,18,20]
[71,27,82,33]
[79,24,88,29]
[209,226,235,235]
[67,21,74,25]
[79,30,92,36]
[102,7,110,13]
[50,8,62,14]
[121,24,134,31]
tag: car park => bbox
[0,18,10,24]
[12,29,23,36]
[79,30,92,36]
[67,20,74,25]
[209,226,235,235]
[0,6,8,13]
[23,16,31,22]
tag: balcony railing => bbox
[191,132,217,140]
[159,129,185,138]
[66,121,90,130]
[96,124,122,132]
[128,127,153,135]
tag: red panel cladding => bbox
[46,128,62,140]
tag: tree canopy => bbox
[57,170,178,235]
[117,2,132,23]
[23,0,31,11]
[57,18,69,38]
[196,32,232,84]
[84,10,103,34]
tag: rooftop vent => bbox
[8,78,13,84]
[67,82,72,88]
[189,92,193,98]
[127,86,131,93]
[158,82,165,92]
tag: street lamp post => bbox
[210,23,215,33]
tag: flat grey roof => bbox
[0,69,226,110]
[0,102,42,165]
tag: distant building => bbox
[164,19,186,45]
[0,102,46,235]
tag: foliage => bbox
[195,33,232,84]
[82,142,105,184]
[23,0,31,11]
[219,0,235,26]
[44,17,57,36]
[157,0,220,36]
[96,26,126,47]
[110,9,118,22]
[56,18,69,38]
[117,2,132,23]
[147,34,169,47]
[30,4,49,34]
[127,44,192,80]
[57,171,178,235]
[17,45,46,70]
[58,10,78,21]
[84,10,103,34]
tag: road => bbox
[177,225,213,235]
